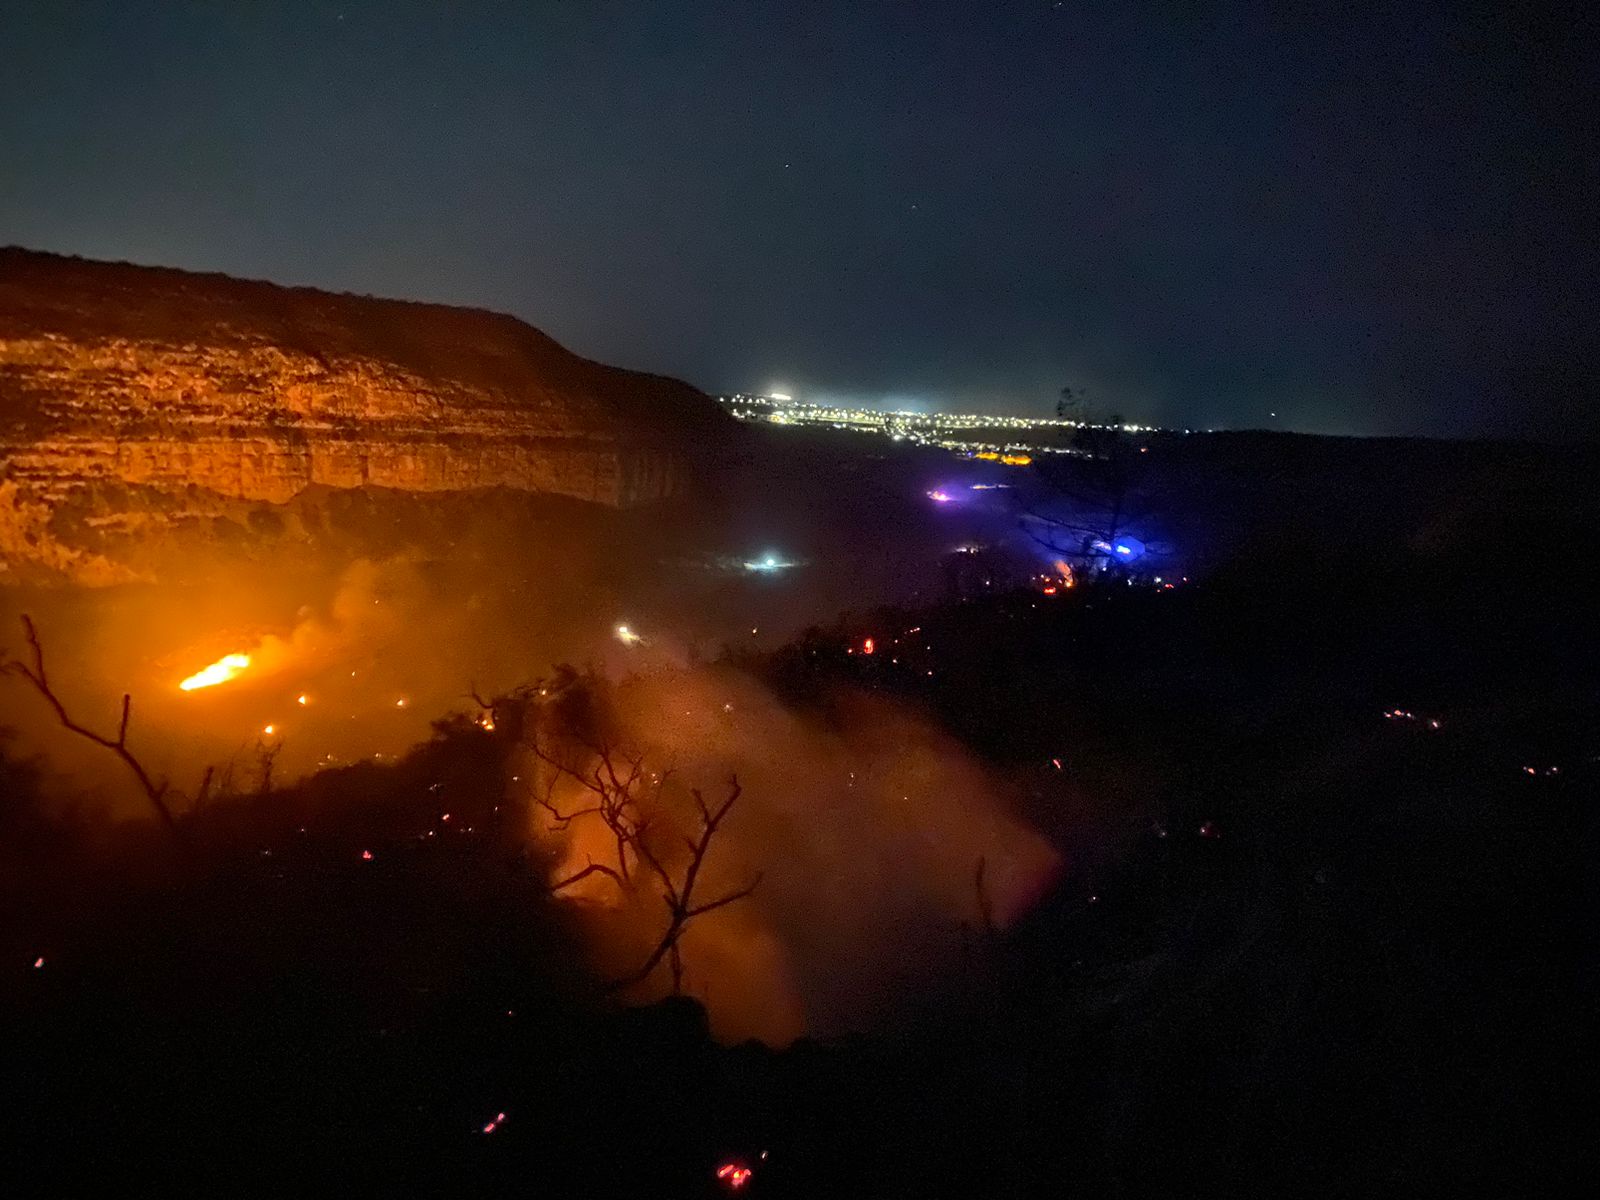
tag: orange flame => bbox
[716,1163,753,1189]
[178,653,252,691]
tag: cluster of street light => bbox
[718,392,1174,459]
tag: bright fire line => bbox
[179,653,252,691]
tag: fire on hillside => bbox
[178,652,253,691]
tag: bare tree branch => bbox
[606,775,760,994]
[517,684,761,997]
[254,737,283,796]
[974,856,996,935]
[193,765,215,813]
[549,858,625,894]
[685,875,763,919]
[1,615,179,832]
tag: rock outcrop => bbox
[0,248,725,582]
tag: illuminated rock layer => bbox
[0,248,721,581]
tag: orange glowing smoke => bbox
[178,653,252,691]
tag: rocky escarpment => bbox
[0,248,725,582]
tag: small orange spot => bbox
[716,1162,753,1189]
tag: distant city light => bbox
[927,488,954,503]
[715,392,1175,462]
[742,552,798,573]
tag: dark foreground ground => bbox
[3,445,1597,1196]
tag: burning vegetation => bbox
[1,435,1594,1195]
[2,604,1056,1043]
[179,651,252,691]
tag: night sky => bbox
[3,1,1593,438]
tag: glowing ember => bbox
[296,694,308,706]
[716,1162,753,1189]
[927,488,954,503]
[33,956,45,969]
[482,1111,506,1134]
[178,652,251,691]
[361,850,373,861]
[262,724,276,736]
[862,637,875,655]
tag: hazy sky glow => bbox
[2,1,1593,437]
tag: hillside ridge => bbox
[0,248,727,582]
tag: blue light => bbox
[1090,536,1146,562]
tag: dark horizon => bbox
[2,1,1594,440]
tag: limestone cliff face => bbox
[0,248,723,582]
